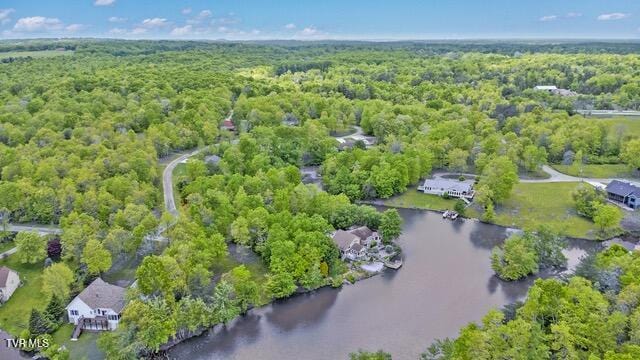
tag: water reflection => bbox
[168,208,598,360]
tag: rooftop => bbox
[0,266,16,287]
[332,230,359,250]
[73,278,126,313]
[423,178,473,193]
[606,180,640,197]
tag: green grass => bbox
[552,164,634,179]
[0,240,15,254]
[0,256,47,335]
[0,50,74,59]
[601,117,640,139]
[383,190,459,211]
[468,182,599,239]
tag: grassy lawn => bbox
[0,50,74,59]
[0,256,47,335]
[0,240,15,254]
[52,325,104,360]
[468,182,599,239]
[552,164,634,179]
[600,117,640,139]
[383,190,458,211]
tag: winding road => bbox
[162,148,205,216]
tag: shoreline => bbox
[157,264,391,355]
[363,200,624,243]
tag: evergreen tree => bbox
[45,295,65,325]
[29,309,51,336]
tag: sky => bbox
[1,0,640,40]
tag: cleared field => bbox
[468,182,599,239]
[551,164,634,179]
[0,50,74,59]
[600,117,640,139]
[383,189,458,211]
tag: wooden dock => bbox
[384,259,403,270]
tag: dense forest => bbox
[2,40,640,359]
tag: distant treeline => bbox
[1,39,640,57]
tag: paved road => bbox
[3,224,61,235]
[435,165,637,188]
[333,126,363,141]
[162,148,205,216]
[162,110,234,216]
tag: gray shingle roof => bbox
[423,179,473,193]
[75,278,126,313]
[350,226,373,241]
[606,180,640,197]
[0,266,16,288]
[332,230,359,251]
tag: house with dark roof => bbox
[66,278,126,338]
[0,266,19,303]
[606,180,640,209]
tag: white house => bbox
[0,266,20,303]
[534,85,558,92]
[418,179,475,200]
[66,278,126,337]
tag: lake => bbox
[167,208,599,360]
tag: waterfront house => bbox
[332,230,361,259]
[66,278,126,339]
[418,179,475,200]
[0,266,20,303]
[606,180,640,210]
[349,226,381,247]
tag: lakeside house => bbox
[332,226,381,261]
[0,266,19,303]
[66,278,126,339]
[418,178,475,200]
[606,180,640,210]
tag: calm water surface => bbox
[168,208,598,360]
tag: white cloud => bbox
[566,12,582,18]
[187,9,213,25]
[597,13,630,21]
[181,7,192,15]
[285,23,296,30]
[0,8,15,25]
[211,16,240,25]
[217,26,229,33]
[170,24,192,36]
[131,27,147,34]
[14,16,64,32]
[94,0,116,6]
[198,10,212,19]
[539,15,558,22]
[140,17,169,28]
[108,16,127,23]
[301,26,319,35]
[108,27,127,35]
[65,24,84,32]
